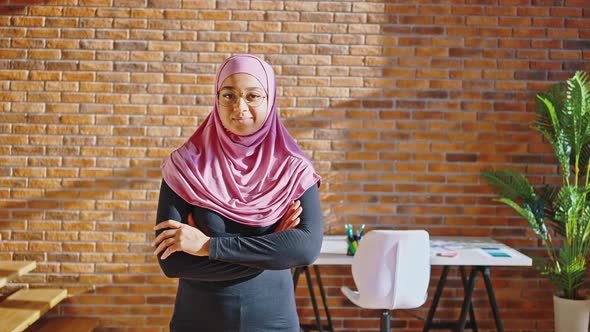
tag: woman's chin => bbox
[228,126,255,136]
[228,120,259,136]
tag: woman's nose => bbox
[234,97,249,112]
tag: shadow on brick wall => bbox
[2,165,163,261]
[0,0,48,15]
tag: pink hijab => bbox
[161,54,321,227]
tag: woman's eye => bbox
[223,93,236,100]
[247,94,261,100]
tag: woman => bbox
[153,54,323,332]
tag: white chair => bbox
[341,230,430,331]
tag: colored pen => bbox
[346,224,354,240]
[357,224,365,237]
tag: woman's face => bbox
[217,73,268,136]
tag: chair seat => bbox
[342,285,429,310]
[342,286,410,310]
[341,287,362,307]
[340,230,430,331]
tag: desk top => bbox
[316,235,532,267]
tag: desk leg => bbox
[293,267,303,290]
[304,267,324,332]
[313,265,334,332]
[293,266,334,332]
[422,266,450,332]
[423,266,504,332]
[457,267,479,332]
[482,267,504,332]
[459,267,478,332]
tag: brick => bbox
[10,16,44,26]
[26,27,60,38]
[565,18,590,28]
[11,38,45,49]
[551,7,583,17]
[550,49,581,60]
[281,22,313,33]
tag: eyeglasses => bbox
[217,88,267,108]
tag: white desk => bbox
[294,236,532,332]
[318,235,532,266]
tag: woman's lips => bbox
[233,118,253,124]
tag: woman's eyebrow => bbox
[220,86,264,90]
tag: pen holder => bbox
[347,235,361,256]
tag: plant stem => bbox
[545,231,559,271]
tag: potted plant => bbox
[480,71,590,332]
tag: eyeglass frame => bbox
[217,87,267,108]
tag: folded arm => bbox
[155,180,262,281]
[209,183,323,270]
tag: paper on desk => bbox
[321,235,348,254]
[430,238,506,257]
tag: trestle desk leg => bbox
[482,266,504,332]
[422,266,450,332]
[456,267,478,332]
[459,267,478,332]
[313,265,334,332]
[293,267,303,290]
[304,267,324,332]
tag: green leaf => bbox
[575,143,590,179]
[536,95,572,179]
[480,169,535,202]
[497,198,548,239]
[565,71,590,169]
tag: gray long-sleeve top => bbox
[155,178,323,281]
[156,179,323,331]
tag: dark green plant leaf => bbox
[574,143,590,178]
[498,197,548,239]
[480,169,535,202]
[536,95,572,179]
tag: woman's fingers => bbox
[154,219,183,231]
[275,223,284,232]
[275,200,303,232]
[284,201,300,219]
[284,205,302,226]
[160,242,180,260]
[281,217,299,232]
[152,218,211,258]
[153,220,183,259]
[152,229,176,247]
[289,217,300,229]
[275,201,294,232]
[290,200,301,216]
[290,206,302,221]
[154,237,176,257]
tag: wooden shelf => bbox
[0,262,36,289]
[36,317,99,332]
[0,288,67,332]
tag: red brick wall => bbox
[1,0,589,331]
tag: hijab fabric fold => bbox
[161,54,320,227]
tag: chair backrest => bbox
[350,230,430,309]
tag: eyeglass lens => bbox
[218,88,266,107]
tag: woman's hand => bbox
[274,200,302,232]
[153,217,210,259]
